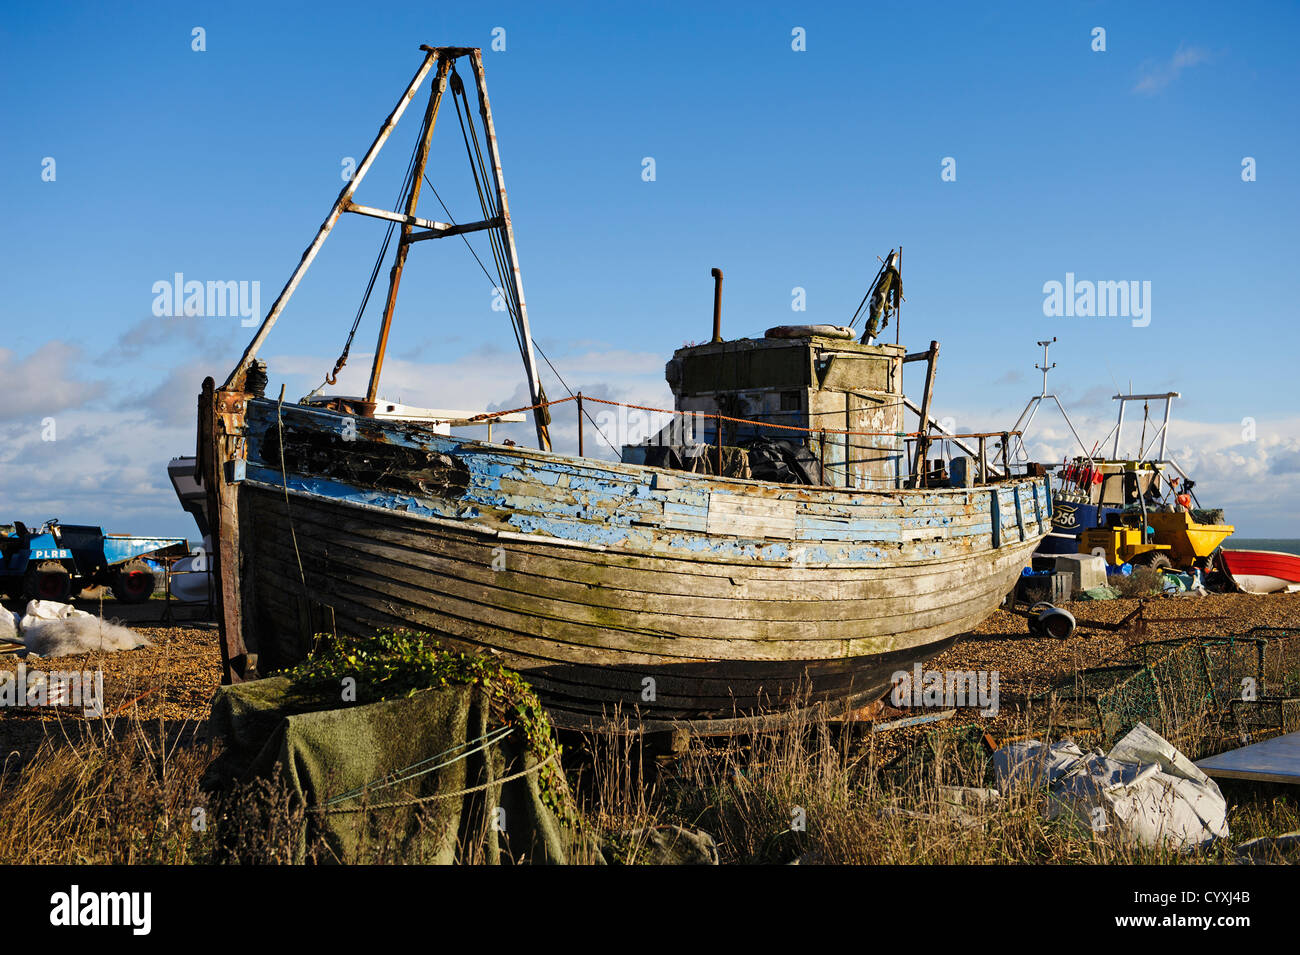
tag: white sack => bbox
[20,599,93,629]
[993,738,1087,792]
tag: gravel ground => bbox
[907,591,1300,756]
[0,598,219,767]
[937,591,1300,700]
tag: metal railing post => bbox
[716,412,724,475]
[577,393,584,457]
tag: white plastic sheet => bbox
[993,723,1228,850]
[0,608,19,642]
[20,599,94,631]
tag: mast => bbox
[468,49,551,451]
[1006,337,1092,465]
[223,48,439,391]
[221,45,552,452]
[365,57,452,403]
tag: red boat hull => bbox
[1219,549,1300,594]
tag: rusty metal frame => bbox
[466,48,550,451]
[220,44,551,450]
[910,340,939,486]
[207,46,554,683]
[223,48,439,393]
[364,55,452,404]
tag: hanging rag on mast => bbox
[860,249,902,344]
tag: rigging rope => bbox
[317,59,619,455]
[440,65,618,454]
[310,108,428,397]
[274,385,309,595]
[420,170,619,455]
[324,723,516,807]
[318,751,558,814]
[848,257,889,330]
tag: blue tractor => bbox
[0,519,188,604]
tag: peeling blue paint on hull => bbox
[231,398,1049,723]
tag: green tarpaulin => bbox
[202,677,593,864]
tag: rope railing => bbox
[461,394,1028,488]
[468,392,1023,442]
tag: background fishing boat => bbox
[1219,549,1300,595]
[1002,340,1232,571]
[197,45,1050,728]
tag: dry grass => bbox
[0,717,211,864]
[1111,567,1165,598]
[2,592,1298,864]
[578,704,1300,865]
[0,715,348,865]
[2,702,1297,865]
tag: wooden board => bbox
[1196,731,1300,785]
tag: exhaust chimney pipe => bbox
[710,267,723,343]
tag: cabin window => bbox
[780,391,801,411]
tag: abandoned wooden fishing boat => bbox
[198,45,1051,728]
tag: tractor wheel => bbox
[111,561,156,604]
[25,561,72,603]
[1132,551,1173,571]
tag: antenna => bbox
[1005,338,1092,466]
[1035,337,1057,397]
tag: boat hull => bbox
[1037,498,1102,556]
[1220,549,1300,595]
[209,396,1051,724]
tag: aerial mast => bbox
[1006,337,1092,464]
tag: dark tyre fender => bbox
[24,560,73,603]
[1038,608,1077,639]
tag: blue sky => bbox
[2,0,1298,538]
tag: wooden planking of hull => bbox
[215,396,1049,727]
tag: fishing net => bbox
[201,631,594,864]
[1041,629,1300,756]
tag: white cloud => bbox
[131,360,228,428]
[0,411,194,537]
[113,314,242,359]
[266,343,671,454]
[1134,44,1212,95]
[0,343,106,422]
[6,337,1297,540]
